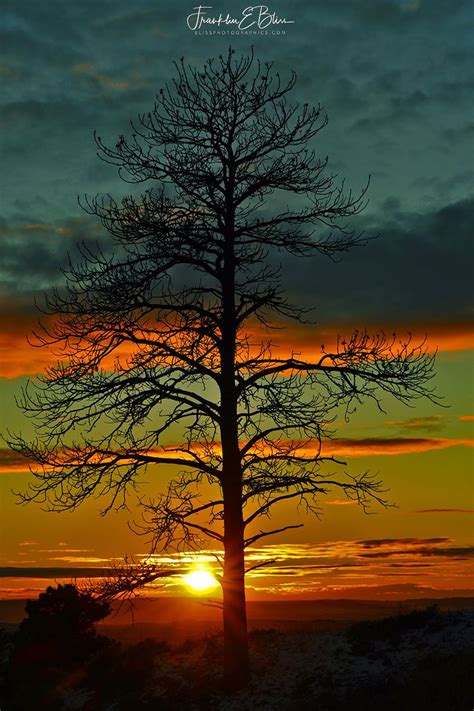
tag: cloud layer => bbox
[1,0,473,369]
[1,435,473,473]
[1,537,473,600]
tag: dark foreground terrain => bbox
[1,598,473,709]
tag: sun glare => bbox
[184,568,219,593]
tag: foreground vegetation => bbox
[0,586,472,710]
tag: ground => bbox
[1,600,473,710]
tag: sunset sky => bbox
[0,0,473,601]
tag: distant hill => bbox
[2,596,473,644]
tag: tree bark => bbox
[220,168,250,690]
[220,367,251,690]
[222,474,250,690]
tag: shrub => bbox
[347,605,440,652]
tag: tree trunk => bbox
[220,165,250,690]
[220,383,250,690]
[222,476,250,691]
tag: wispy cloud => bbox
[2,435,473,475]
[385,415,448,432]
[359,547,474,559]
[36,549,93,554]
[72,62,96,73]
[48,556,111,563]
[414,508,474,514]
[1,538,473,599]
[0,567,110,578]
[320,437,474,457]
[326,499,358,506]
[1,301,473,380]
[0,63,19,80]
[251,322,474,359]
[356,537,450,548]
[71,61,132,91]
[0,448,33,473]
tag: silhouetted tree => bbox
[6,584,111,708]
[9,49,437,689]
[15,583,110,655]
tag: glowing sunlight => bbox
[184,567,219,593]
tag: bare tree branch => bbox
[6,48,440,689]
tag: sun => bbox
[184,567,219,593]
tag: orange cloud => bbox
[2,539,473,601]
[247,321,474,359]
[1,296,473,381]
[0,309,52,378]
[320,437,474,457]
[459,415,474,422]
[325,499,358,506]
[0,307,137,379]
[1,309,472,380]
[1,436,473,474]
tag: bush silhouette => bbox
[86,638,169,706]
[347,605,440,652]
[14,584,110,663]
[6,584,111,709]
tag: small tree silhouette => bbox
[16,583,110,657]
[9,49,437,689]
[7,584,111,707]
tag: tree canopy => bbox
[8,49,437,688]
